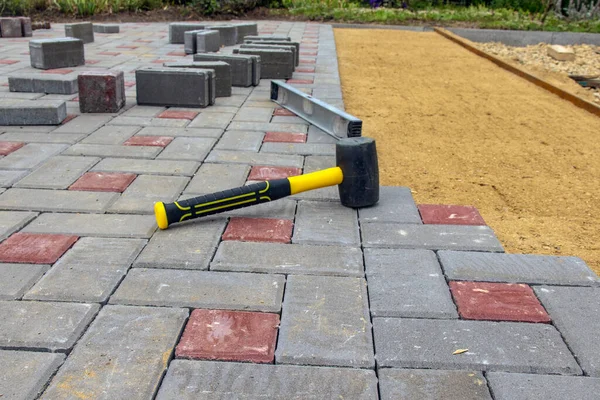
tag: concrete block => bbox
[110,268,285,312]
[0,188,118,213]
[373,318,581,374]
[134,218,224,270]
[0,301,99,352]
[208,24,237,46]
[63,143,161,159]
[244,35,290,41]
[439,250,599,285]
[41,305,188,400]
[92,157,199,176]
[379,369,492,400]
[0,351,64,400]
[184,163,249,195]
[206,150,303,168]
[193,53,254,87]
[359,186,422,224]
[234,48,293,79]
[29,38,85,70]
[165,61,232,97]
[196,30,220,53]
[365,248,458,318]
[0,170,28,187]
[0,18,22,38]
[65,22,94,44]
[547,44,576,61]
[276,275,374,368]
[0,99,67,125]
[136,67,211,108]
[0,143,68,170]
[212,241,363,276]
[183,29,202,54]
[362,222,504,252]
[0,211,37,241]
[22,212,156,239]
[292,200,360,246]
[187,111,234,129]
[19,17,33,37]
[156,360,377,400]
[108,175,188,214]
[53,114,112,134]
[81,125,139,145]
[534,286,600,376]
[246,39,300,57]
[8,75,78,95]
[14,155,99,189]
[0,264,48,300]
[215,130,264,151]
[169,22,205,44]
[93,23,119,33]
[78,70,125,113]
[157,137,216,161]
[241,43,298,66]
[487,372,600,400]
[234,23,258,43]
[24,237,145,303]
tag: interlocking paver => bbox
[187,112,235,129]
[0,131,85,144]
[0,300,99,351]
[214,130,264,151]
[184,163,249,195]
[123,135,173,147]
[41,305,188,400]
[0,211,37,241]
[80,125,140,144]
[0,188,119,212]
[156,360,378,399]
[63,143,162,158]
[14,155,99,189]
[222,217,293,243]
[110,268,285,312]
[157,137,216,161]
[248,165,302,180]
[136,126,223,138]
[486,372,600,400]
[24,237,146,303]
[0,143,68,170]
[292,200,360,245]
[175,309,279,363]
[373,318,581,374]
[0,350,65,400]
[359,186,422,224]
[418,204,487,225]
[378,369,492,400]
[276,275,374,368]
[108,175,188,214]
[262,132,307,143]
[534,286,600,376]
[0,141,25,155]
[206,149,303,168]
[261,142,335,155]
[0,170,28,187]
[69,171,137,192]
[228,122,308,133]
[0,232,78,264]
[52,114,112,134]
[0,263,49,300]
[92,157,200,176]
[439,250,599,285]
[365,248,458,318]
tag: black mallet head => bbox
[336,137,379,208]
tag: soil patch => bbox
[334,28,600,274]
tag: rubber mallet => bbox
[154,137,378,229]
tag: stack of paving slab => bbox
[234,35,296,79]
[0,17,32,38]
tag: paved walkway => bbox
[0,21,599,400]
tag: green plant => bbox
[53,0,74,13]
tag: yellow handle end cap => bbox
[154,202,169,230]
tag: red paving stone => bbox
[99,51,121,56]
[175,309,279,363]
[286,79,314,84]
[85,60,100,64]
[263,132,306,143]
[299,59,316,64]
[0,60,19,65]
[124,81,136,88]
[418,204,486,225]
[42,69,74,75]
[300,51,317,56]
[117,45,138,49]
[69,172,137,192]
[60,115,78,125]
[0,233,78,264]
[157,110,199,120]
[273,108,296,117]
[167,51,187,56]
[123,136,173,147]
[449,281,551,323]
[222,217,293,244]
[295,67,315,73]
[248,166,302,181]
[0,141,25,156]
[152,59,175,64]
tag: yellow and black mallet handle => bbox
[154,167,343,230]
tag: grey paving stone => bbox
[134,218,227,270]
[41,305,188,400]
[157,137,216,161]
[221,197,296,220]
[439,251,599,286]
[211,241,363,276]
[187,112,235,129]
[0,131,85,144]
[378,369,492,400]
[365,248,458,318]
[53,115,113,134]
[156,360,378,400]
[362,223,504,252]
[92,158,199,176]
[121,105,165,118]
[359,186,422,224]
[0,170,28,187]
[22,212,156,238]
[63,143,162,159]
[0,301,99,352]
[276,275,374,368]
[136,126,223,138]
[93,23,119,33]
[0,188,118,212]
[261,142,335,156]
[110,268,285,312]
[65,22,94,44]
[0,143,68,170]
[108,175,189,214]
[227,121,308,133]
[14,155,99,189]
[169,22,206,44]
[214,130,264,151]
[206,150,303,168]
[184,163,249,195]
[214,95,250,108]
[8,74,79,94]
[136,67,212,108]
[0,350,65,400]
[373,318,581,374]
[233,107,273,122]
[0,99,67,125]
[486,372,600,400]
[24,237,146,303]
[534,286,600,377]
[108,116,190,128]
[81,125,140,144]
[0,210,37,240]
[0,264,49,300]
[292,201,360,246]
